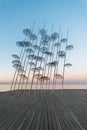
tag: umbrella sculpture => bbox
[10,26,74,95]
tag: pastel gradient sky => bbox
[0,0,87,84]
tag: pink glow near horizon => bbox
[0,76,87,84]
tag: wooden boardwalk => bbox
[0,89,87,130]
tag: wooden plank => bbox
[0,90,87,130]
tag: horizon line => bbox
[0,81,87,85]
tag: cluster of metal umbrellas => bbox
[10,27,74,95]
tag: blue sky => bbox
[0,0,87,83]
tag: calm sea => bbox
[0,84,87,92]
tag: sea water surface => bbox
[0,84,87,92]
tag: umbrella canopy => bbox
[16,41,24,47]
[19,74,28,79]
[40,47,48,53]
[47,61,58,67]
[39,29,47,36]
[54,43,61,48]
[58,51,66,58]
[64,63,72,67]
[12,60,21,65]
[39,76,50,82]
[12,54,20,60]
[16,41,32,48]
[16,68,25,74]
[66,45,74,50]
[34,56,45,62]
[25,48,34,54]
[33,44,40,51]
[27,54,36,60]
[51,32,59,41]
[61,38,67,43]
[34,74,43,79]
[23,28,31,36]
[41,35,50,43]
[13,64,23,70]
[26,42,32,48]
[43,51,53,56]
[30,34,37,41]
[54,74,63,79]
[31,67,40,73]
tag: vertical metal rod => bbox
[10,47,24,93]
[53,27,61,90]
[45,26,53,91]
[16,48,27,94]
[24,25,37,94]
[10,36,26,94]
[29,41,42,93]
[35,48,44,94]
[16,22,36,95]
[61,29,69,94]
[29,25,46,93]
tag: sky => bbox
[0,0,87,85]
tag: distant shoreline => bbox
[0,84,87,92]
[0,82,87,85]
